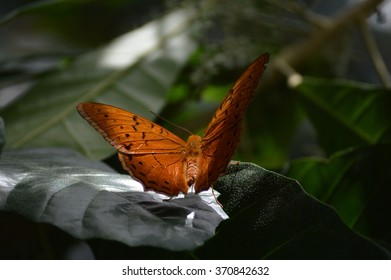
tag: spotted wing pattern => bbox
[77,102,189,195]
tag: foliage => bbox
[0,0,390,259]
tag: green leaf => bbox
[195,163,390,259]
[0,147,226,251]
[284,144,391,249]
[0,7,197,159]
[296,78,391,154]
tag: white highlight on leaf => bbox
[185,211,195,227]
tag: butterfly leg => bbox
[211,185,223,208]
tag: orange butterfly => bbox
[77,53,269,196]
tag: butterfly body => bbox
[77,52,269,196]
[183,135,202,186]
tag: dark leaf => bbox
[195,163,390,259]
[285,144,391,250]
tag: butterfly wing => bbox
[77,102,189,196]
[195,53,269,192]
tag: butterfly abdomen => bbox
[186,159,197,187]
[184,135,203,188]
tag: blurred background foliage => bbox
[0,0,390,258]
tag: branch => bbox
[267,0,386,88]
[266,0,332,28]
[357,18,391,88]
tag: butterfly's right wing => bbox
[196,53,269,193]
[77,102,189,196]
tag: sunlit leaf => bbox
[0,147,226,251]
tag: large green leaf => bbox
[0,7,197,159]
[284,144,391,249]
[0,147,226,251]
[296,78,391,155]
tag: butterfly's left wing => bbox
[195,53,269,192]
[77,102,190,196]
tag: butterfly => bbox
[77,52,269,196]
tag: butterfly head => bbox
[186,135,202,157]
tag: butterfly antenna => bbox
[150,111,193,136]
[212,186,223,208]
